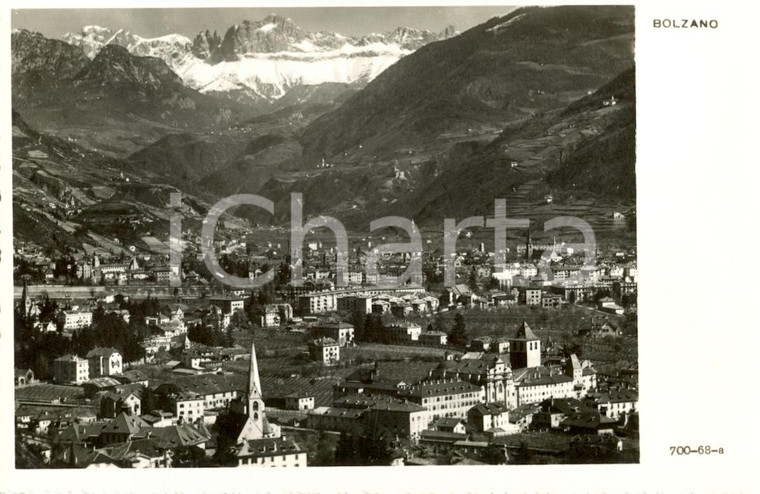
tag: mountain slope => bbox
[546,68,636,199]
[198,134,304,196]
[126,132,248,184]
[299,6,634,161]
[12,112,211,255]
[385,67,636,233]
[11,30,90,104]
[241,64,635,240]
[73,44,189,100]
[124,80,354,200]
[12,31,255,156]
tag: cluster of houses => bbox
[230,233,636,317]
[16,341,308,468]
[15,316,637,467]
[302,321,637,457]
[14,245,182,285]
[18,281,251,360]
[294,284,436,316]
[445,278,634,311]
[16,228,637,333]
[279,256,635,320]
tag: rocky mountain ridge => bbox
[62,14,456,100]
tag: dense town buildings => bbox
[14,233,637,467]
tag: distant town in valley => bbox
[12,6,637,467]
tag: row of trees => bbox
[120,296,161,323]
[15,295,65,380]
[14,297,155,379]
[186,322,235,348]
[70,310,146,363]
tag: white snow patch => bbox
[293,39,317,52]
[103,28,125,46]
[82,25,111,33]
[178,52,403,98]
[486,13,527,33]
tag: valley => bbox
[12,5,636,267]
[11,6,640,470]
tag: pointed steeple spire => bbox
[21,278,32,317]
[248,341,262,400]
[243,340,267,440]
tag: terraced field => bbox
[505,183,631,238]
[15,383,87,404]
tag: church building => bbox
[509,321,541,369]
[216,341,306,467]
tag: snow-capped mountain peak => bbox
[61,16,456,101]
[64,25,193,60]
